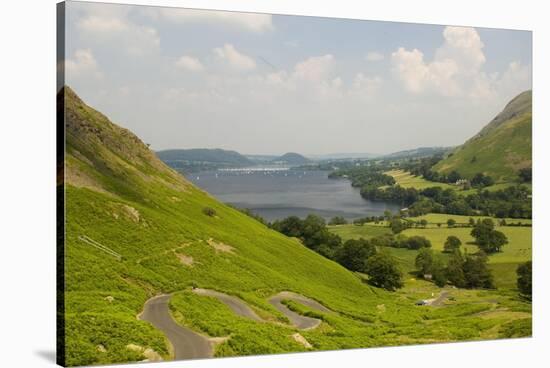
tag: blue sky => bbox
[64,1,532,155]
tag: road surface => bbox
[268,291,330,330]
[139,295,212,360]
[427,291,450,306]
[192,288,263,321]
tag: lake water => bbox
[188,169,400,222]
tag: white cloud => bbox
[436,26,486,72]
[391,47,431,93]
[175,55,205,72]
[352,73,383,98]
[391,26,529,100]
[77,13,160,56]
[366,51,384,61]
[154,8,273,33]
[78,15,128,33]
[292,54,335,82]
[65,49,102,79]
[496,61,532,96]
[213,44,256,71]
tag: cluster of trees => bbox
[415,249,495,289]
[270,215,342,258]
[360,185,419,207]
[271,215,404,291]
[352,216,385,225]
[471,173,495,188]
[328,216,348,225]
[356,176,530,219]
[329,167,396,188]
[406,185,531,218]
[368,232,432,250]
[470,219,508,253]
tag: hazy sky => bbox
[64,1,532,155]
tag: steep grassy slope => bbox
[434,91,532,181]
[62,87,531,366]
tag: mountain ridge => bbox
[433,90,532,181]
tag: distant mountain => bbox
[156,148,253,172]
[271,152,311,165]
[382,146,452,160]
[433,90,532,181]
[308,152,377,160]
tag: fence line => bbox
[78,235,122,261]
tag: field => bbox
[329,224,391,240]
[385,169,529,196]
[407,213,532,227]
[329,222,532,289]
[385,169,455,190]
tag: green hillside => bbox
[62,87,530,366]
[434,91,532,181]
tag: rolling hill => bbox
[433,91,532,181]
[156,148,253,172]
[272,152,311,165]
[61,86,530,366]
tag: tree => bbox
[484,230,508,253]
[444,235,462,253]
[431,257,448,287]
[447,218,456,228]
[390,218,406,234]
[415,248,434,276]
[329,216,347,225]
[516,261,532,297]
[420,219,428,228]
[402,235,431,250]
[469,217,476,227]
[446,250,466,288]
[365,252,403,291]
[462,252,494,289]
[447,171,461,183]
[471,219,507,253]
[334,238,376,272]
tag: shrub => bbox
[202,207,217,217]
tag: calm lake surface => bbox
[188,169,400,222]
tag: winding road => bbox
[140,290,330,360]
[268,291,330,330]
[139,295,212,360]
[192,288,263,321]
